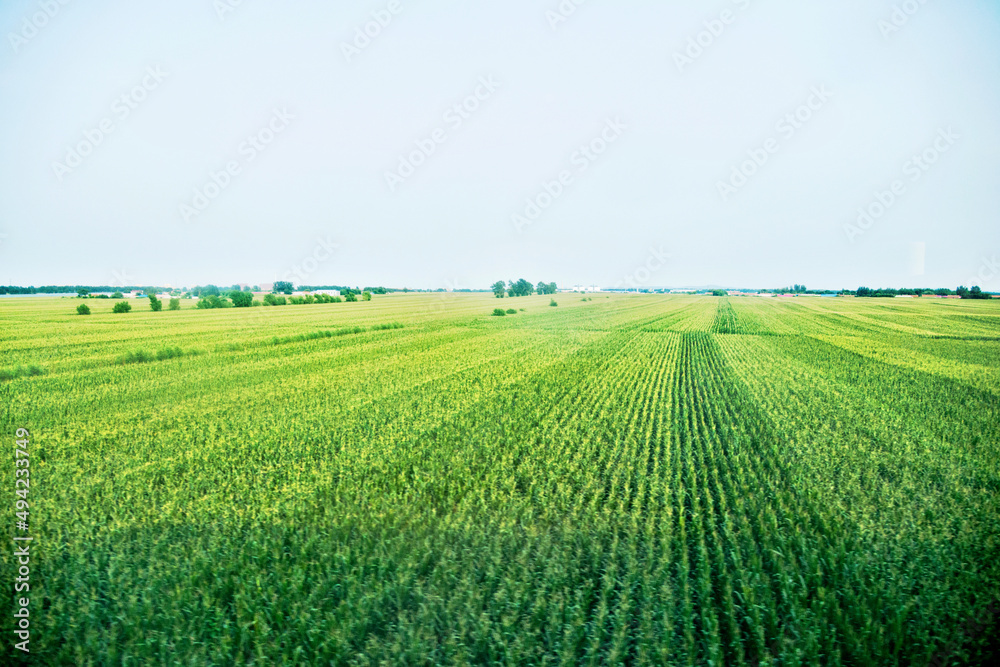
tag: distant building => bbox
[259,283,274,292]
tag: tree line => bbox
[855,286,992,299]
[490,280,558,298]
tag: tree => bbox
[963,285,991,300]
[77,288,89,298]
[168,298,181,311]
[712,289,726,296]
[149,295,163,311]
[362,291,372,301]
[344,292,358,302]
[263,293,279,306]
[111,291,124,299]
[508,278,534,297]
[229,290,253,307]
[491,281,506,298]
[76,303,91,315]
[113,301,132,313]
[273,281,293,294]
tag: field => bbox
[2,293,999,665]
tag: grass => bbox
[1,292,998,664]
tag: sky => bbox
[1,0,998,291]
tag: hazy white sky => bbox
[1,0,998,290]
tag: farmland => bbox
[2,293,999,664]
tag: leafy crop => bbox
[1,293,998,664]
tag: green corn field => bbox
[2,293,998,665]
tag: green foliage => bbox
[491,308,506,316]
[549,299,558,307]
[273,281,294,294]
[958,285,991,300]
[111,291,124,299]
[117,347,188,365]
[491,281,506,298]
[197,295,232,309]
[229,290,253,308]
[77,288,89,297]
[857,287,897,298]
[112,301,132,313]
[362,291,372,301]
[344,292,358,302]
[5,293,1000,664]
[168,298,181,311]
[507,278,535,297]
[263,293,279,306]
[536,281,558,295]
[711,289,727,296]
[76,303,91,315]
[149,295,163,311]
[0,364,45,381]
[505,308,517,314]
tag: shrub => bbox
[95,294,109,299]
[196,295,232,309]
[76,304,91,315]
[372,322,404,331]
[111,291,124,299]
[506,308,517,314]
[113,301,132,314]
[362,291,372,301]
[549,299,558,307]
[263,293,278,306]
[344,292,358,302]
[229,291,253,308]
[491,308,506,317]
[168,298,181,311]
[149,295,163,311]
